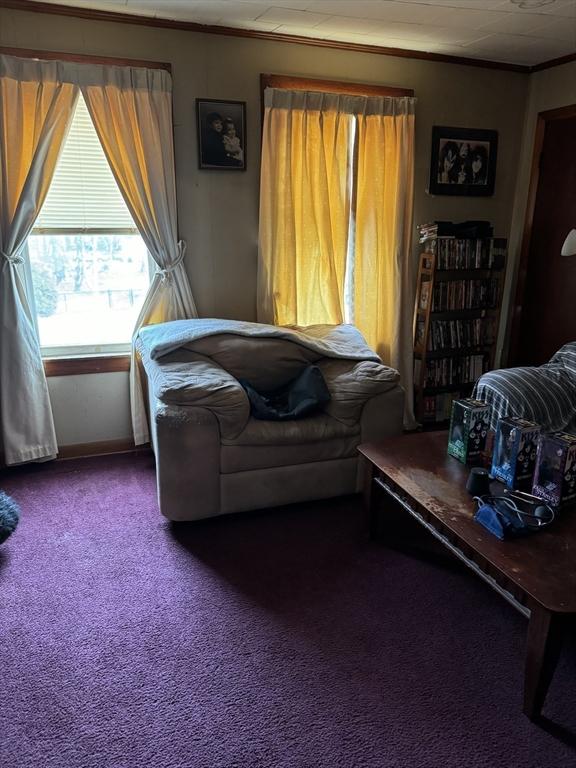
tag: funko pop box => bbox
[491,417,541,490]
[447,398,490,464]
[532,432,576,508]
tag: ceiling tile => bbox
[523,39,576,60]
[463,32,536,50]
[304,1,446,24]
[23,0,575,66]
[127,0,186,7]
[391,0,511,9]
[127,1,223,22]
[270,24,330,37]
[314,16,391,35]
[248,1,311,8]
[370,22,490,43]
[532,16,576,42]
[475,11,556,35]
[526,0,576,17]
[325,33,460,54]
[202,2,266,22]
[254,6,330,26]
[463,31,562,56]
[418,6,506,28]
[221,19,283,32]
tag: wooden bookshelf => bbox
[413,235,506,427]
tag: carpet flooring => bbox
[1,453,575,768]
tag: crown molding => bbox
[530,51,576,73]
[0,0,532,74]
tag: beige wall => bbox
[0,6,530,447]
[47,372,132,446]
[503,60,576,362]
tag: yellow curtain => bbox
[258,90,416,425]
[354,110,416,427]
[258,91,353,326]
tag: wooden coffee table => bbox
[359,431,576,720]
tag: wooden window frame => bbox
[260,74,413,123]
[44,355,131,376]
[0,45,171,72]
[260,74,413,98]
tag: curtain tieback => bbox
[159,240,186,282]
[0,250,24,266]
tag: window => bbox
[27,93,152,357]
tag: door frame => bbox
[508,103,576,365]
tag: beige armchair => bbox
[137,319,404,521]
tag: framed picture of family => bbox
[196,98,246,170]
[428,126,498,197]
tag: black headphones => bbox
[474,488,555,531]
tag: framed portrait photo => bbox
[429,126,498,196]
[196,98,246,171]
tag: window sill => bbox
[43,354,131,377]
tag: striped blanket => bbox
[473,342,576,432]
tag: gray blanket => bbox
[137,318,381,363]
[136,319,398,440]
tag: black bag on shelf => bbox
[452,220,493,239]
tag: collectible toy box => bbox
[491,417,540,490]
[447,398,490,464]
[532,432,576,508]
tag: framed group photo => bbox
[429,126,498,197]
[196,98,246,170]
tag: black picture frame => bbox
[428,126,498,196]
[196,98,246,171]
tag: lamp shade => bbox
[561,229,576,257]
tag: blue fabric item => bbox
[239,365,331,421]
[0,491,20,545]
[474,499,531,540]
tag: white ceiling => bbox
[25,0,576,66]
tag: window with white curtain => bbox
[27,92,152,357]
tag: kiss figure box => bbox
[447,398,490,464]
[532,432,576,508]
[491,417,541,490]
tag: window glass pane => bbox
[35,94,135,231]
[28,234,151,350]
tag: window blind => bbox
[34,93,136,231]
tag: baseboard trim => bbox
[57,438,152,460]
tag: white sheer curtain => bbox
[0,54,78,464]
[79,65,197,445]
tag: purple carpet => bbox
[1,453,575,768]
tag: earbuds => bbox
[501,488,555,526]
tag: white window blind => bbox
[34,93,136,231]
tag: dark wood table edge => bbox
[359,451,572,721]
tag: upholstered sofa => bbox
[135,319,404,521]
